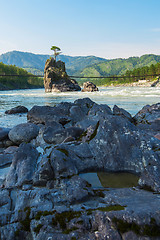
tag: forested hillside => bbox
[0,51,107,75]
[78,61,160,86]
[0,62,43,90]
[79,54,160,78]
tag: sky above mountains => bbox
[1,0,160,59]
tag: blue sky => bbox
[0,0,160,59]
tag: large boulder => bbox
[82,81,99,92]
[5,106,28,114]
[8,123,39,144]
[44,58,81,92]
[27,103,73,124]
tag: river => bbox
[0,86,159,128]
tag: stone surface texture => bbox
[0,99,160,239]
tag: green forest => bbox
[77,62,160,86]
[0,62,43,90]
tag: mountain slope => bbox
[0,51,107,75]
[79,54,160,78]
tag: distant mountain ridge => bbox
[79,54,160,78]
[0,51,107,75]
[1,51,160,78]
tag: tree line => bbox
[0,62,43,90]
[77,62,160,86]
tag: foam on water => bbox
[0,86,159,128]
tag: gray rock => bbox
[88,103,112,117]
[50,147,78,179]
[8,123,39,144]
[113,104,133,121]
[44,58,81,92]
[70,106,87,123]
[4,143,39,187]
[53,175,93,204]
[0,154,12,168]
[133,103,160,136]
[74,97,95,115]
[5,105,28,114]
[27,103,72,124]
[1,98,160,239]
[43,122,64,144]
[43,127,84,144]
[0,127,10,141]
[0,146,18,167]
[0,223,22,240]
[82,81,99,92]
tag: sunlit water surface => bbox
[0,86,159,128]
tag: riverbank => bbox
[110,79,160,87]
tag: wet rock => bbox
[8,123,39,144]
[5,105,28,114]
[44,58,81,92]
[82,81,99,92]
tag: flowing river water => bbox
[0,86,159,128]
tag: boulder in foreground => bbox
[0,98,160,239]
[8,123,39,144]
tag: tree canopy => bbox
[51,46,61,61]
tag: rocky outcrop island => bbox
[44,58,81,92]
[0,98,160,239]
[82,81,99,92]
